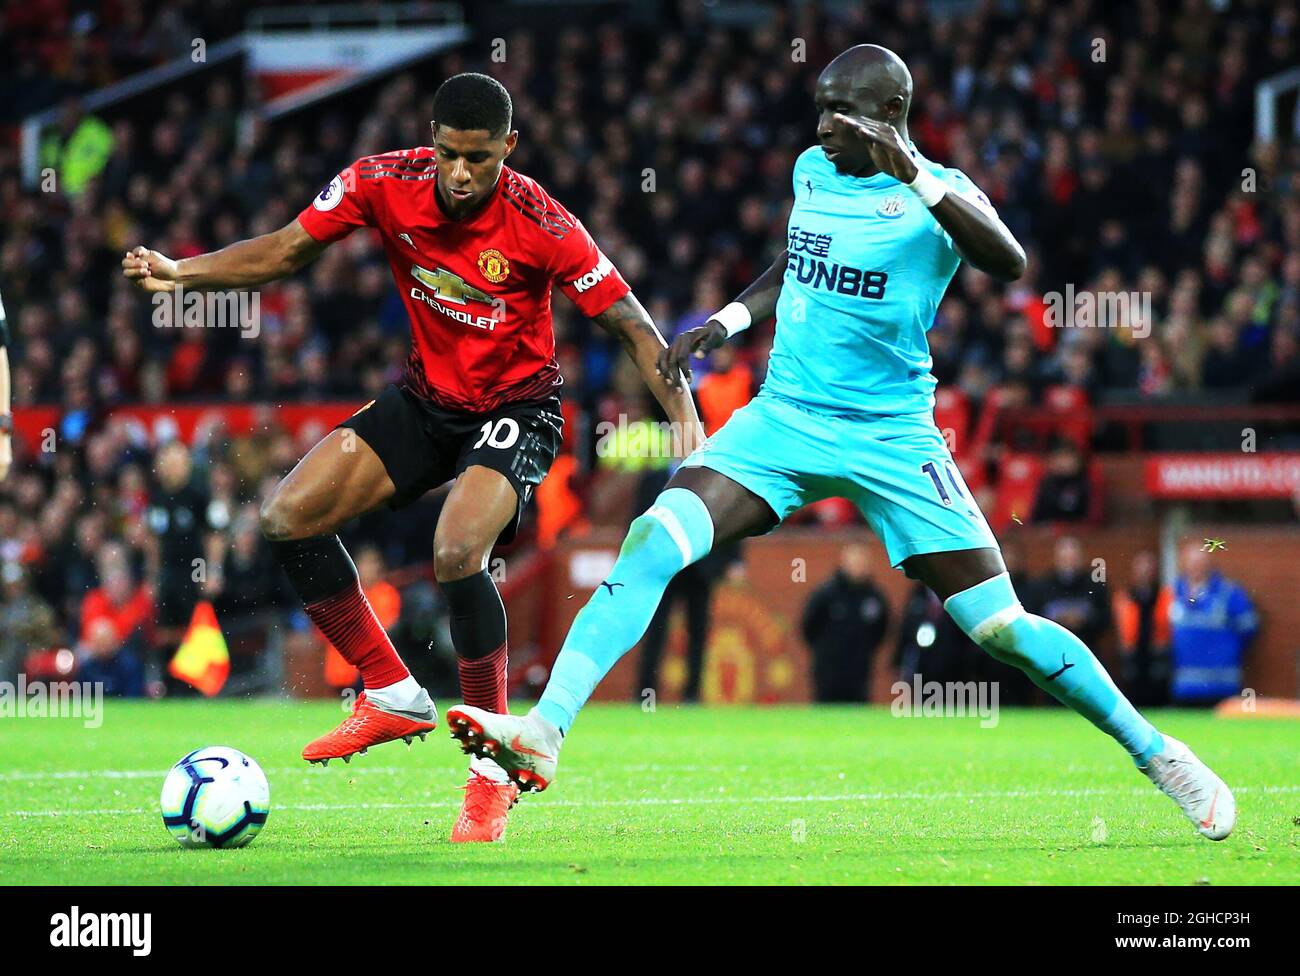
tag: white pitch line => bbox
[6,783,1299,819]
[0,767,409,782]
[0,763,756,783]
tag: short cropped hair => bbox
[431,73,513,136]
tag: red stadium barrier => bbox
[1145,453,1300,499]
[13,401,364,449]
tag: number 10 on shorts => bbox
[474,418,521,450]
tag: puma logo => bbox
[598,581,624,596]
[1045,653,1075,682]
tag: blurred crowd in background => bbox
[796,536,1258,710]
[0,0,1294,696]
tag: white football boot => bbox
[447,705,562,793]
[1140,735,1236,840]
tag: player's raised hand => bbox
[121,246,180,293]
[832,114,918,184]
[657,320,728,386]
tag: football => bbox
[159,747,271,849]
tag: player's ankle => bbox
[470,755,510,782]
[366,675,424,710]
[528,705,564,741]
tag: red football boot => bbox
[449,768,520,843]
[302,690,438,766]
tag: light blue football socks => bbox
[944,572,1163,764]
[537,491,1162,766]
[536,488,715,733]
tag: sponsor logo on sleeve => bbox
[570,252,614,294]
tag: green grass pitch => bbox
[1,701,1296,885]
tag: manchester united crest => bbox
[477,248,510,283]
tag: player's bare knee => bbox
[434,538,486,581]
[260,483,313,541]
[259,495,293,541]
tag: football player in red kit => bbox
[123,73,703,843]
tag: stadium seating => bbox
[1,0,1296,697]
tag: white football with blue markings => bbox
[160,747,270,849]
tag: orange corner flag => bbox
[169,600,230,697]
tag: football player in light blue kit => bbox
[449,45,1235,840]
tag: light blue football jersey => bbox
[765,144,989,416]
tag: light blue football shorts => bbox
[680,391,999,570]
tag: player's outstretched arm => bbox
[833,114,1026,282]
[121,218,329,293]
[658,248,788,384]
[595,293,706,456]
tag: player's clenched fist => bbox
[657,319,727,386]
[121,246,180,293]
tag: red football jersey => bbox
[297,148,630,413]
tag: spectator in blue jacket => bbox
[1169,542,1259,704]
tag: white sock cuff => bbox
[942,572,1026,642]
[366,674,421,709]
[645,487,715,566]
[469,755,510,782]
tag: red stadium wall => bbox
[11,402,362,452]
[539,526,1299,705]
